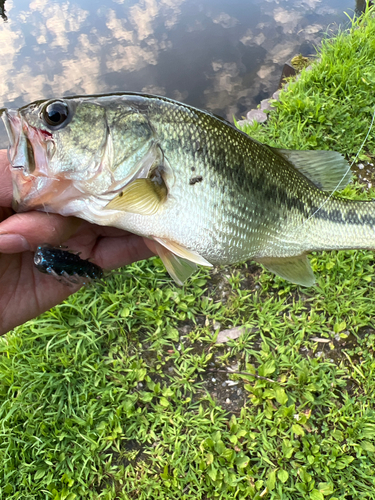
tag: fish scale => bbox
[145,98,314,256]
[3,92,375,286]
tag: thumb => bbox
[0,150,13,207]
[0,212,82,253]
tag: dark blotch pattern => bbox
[189,176,203,185]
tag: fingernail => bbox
[0,234,30,253]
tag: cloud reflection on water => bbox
[0,0,358,148]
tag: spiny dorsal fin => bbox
[105,178,167,215]
[256,254,315,287]
[270,148,352,191]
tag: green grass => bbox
[2,6,375,500]
[238,8,375,161]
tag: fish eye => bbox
[42,101,70,129]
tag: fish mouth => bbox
[2,109,21,166]
[1,109,58,212]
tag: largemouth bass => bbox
[2,93,374,286]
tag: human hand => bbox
[0,149,156,335]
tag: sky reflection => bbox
[0,0,363,147]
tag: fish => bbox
[2,92,375,287]
[34,245,104,285]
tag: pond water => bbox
[0,0,367,148]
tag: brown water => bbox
[0,0,366,148]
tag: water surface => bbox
[0,0,365,147]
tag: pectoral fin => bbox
[154,241,198,285]
[256,255,315,287]
[105,178,167,215]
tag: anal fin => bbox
[256,255,315,287]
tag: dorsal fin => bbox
[270,148,352,191]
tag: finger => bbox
[0,211,82,253]
[0,149,13,207]
[91,234,155,270]
[143,238,159,255]
[0,252,81,335]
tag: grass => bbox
[2,5,375,500]
[238,8,375,161]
